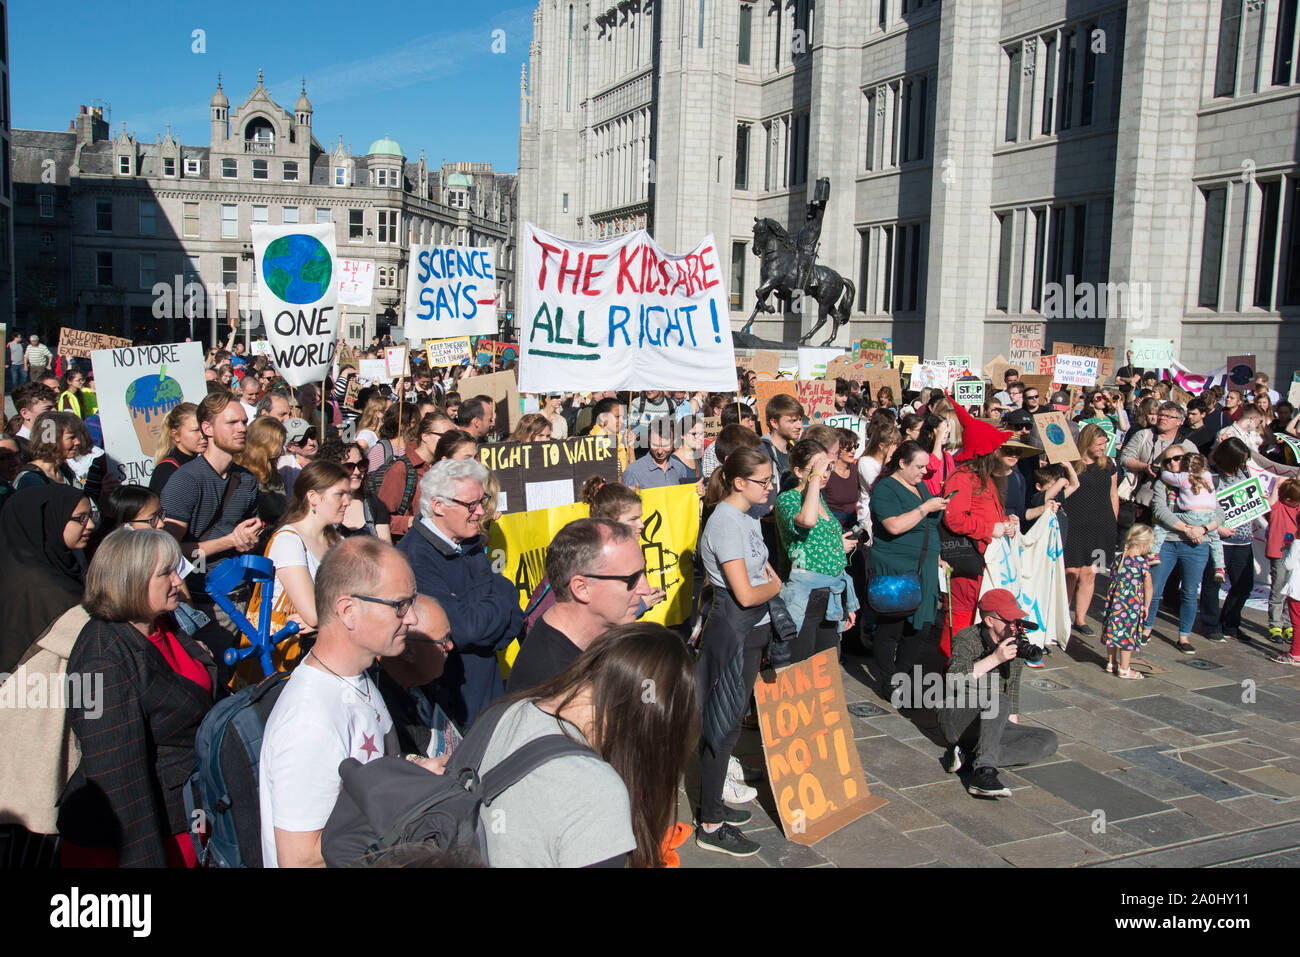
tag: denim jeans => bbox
[1145,539,1210,635]
[1199,543,1254,634]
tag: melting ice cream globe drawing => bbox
[126,365,184,457]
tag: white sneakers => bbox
[724,756,763,803]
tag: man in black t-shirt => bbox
[506,519,650,694]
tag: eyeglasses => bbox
[1156,412,1181,420]
[351,593,418,618]
[130,509,166,529]
[444,496,492,515]
[1163,453,1186,463]
[68,507,99,528]
[578,567,648,590]
[406,634,454,651]
[741,475,774,490]
[1024,393,1039,400]
[1092,396,1107,403]
[342,461,366,473]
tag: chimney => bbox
[75,105,109,146]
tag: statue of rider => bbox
[794,177,830,294]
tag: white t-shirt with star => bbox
[259,662,393,867]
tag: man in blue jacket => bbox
[398,458,523,728]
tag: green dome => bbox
[366,136,403,157]
[446,171,471,187]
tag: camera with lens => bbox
[1014,636,1044,663]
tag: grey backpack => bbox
[321,703,592,867]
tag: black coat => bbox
[58,618,216,867]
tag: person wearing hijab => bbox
[0,486,96,866]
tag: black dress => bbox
[1062,461,1117,568]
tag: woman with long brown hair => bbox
[14,411,89,490]
[240,416,289,535]
[508,412,554,443]
[353,394,389,453]
[150,402,208,493]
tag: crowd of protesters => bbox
[2,329,1300,867]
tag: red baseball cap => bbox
[978,589,1039,630]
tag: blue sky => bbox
[11,0,534,172]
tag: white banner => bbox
[1054,354,1099,387]
[91,342,206,487]
[978,514,1070,651]
[404,245,498,341]
[797,347,845,380]
[518,223,736,392]
[252,223,339,387]
[336,259,376,307]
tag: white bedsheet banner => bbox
[978,514,1071,651]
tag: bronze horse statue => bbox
[740,217,855,346]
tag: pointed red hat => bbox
[948,392,1013,462]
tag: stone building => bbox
[13,72,518,346]
[518,0,1300,378]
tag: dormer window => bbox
[335,167,346,186]
[119,156,132,175]
[185,158,201,175]
[244,117,275,154]
[163,157,176,177]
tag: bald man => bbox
[373,595,459,757]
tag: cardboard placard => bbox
[953,376,985,408]
[358,358,389,383]
[1052,342,1114,380]
[1038,354,1057,381]
[1053,354,1099,387]
[754,379,798,431]
[824,414,868,456]
[864,368,902,404]
[1033,411,1079,464]
[58,327,132,359]
[1288,372,1300,408]
[1171,384,1192,407]
[343,377,362,413]
[983,354,1014,388]
[1019,374,1054,402]
[474,339,519,368]
[854,338,889,365]
[471,368,523,433]
[1217,476,1270,526]
[893,354,919,374]
[336,344,360,371]
[479,434,619,514]
[701,415,722,440]
[1225,355,1256,389]
[797,380,837,422]
[735,355,754,374]
[384,345,410,379]
[755,650,887,845]
[1129,337,1175,369]
[425,337,473,368]
[824,355,855,380]
[1008,322,1045,371]
[751,350,782,377]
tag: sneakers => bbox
[696,822,761,857]
[722,776,758,805]
[1024,657,1046,669]
[1203,631,1226,643]
[966,766,1011,798]
[1176,640,1196,655]
[728,755,765,784]
[1269,626,1286,643]
[942,745,965,774]
[1268,652,1300,666]
[1073,622,1095,637]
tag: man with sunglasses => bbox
[938,589,1059,798]
[507,518,651,694]
[398,458,523,728]
[259,537,419,867]
[1120,401,1187,522]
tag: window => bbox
[335,167,346,185]
[1031,208,1047,312]
[1070,203,1087,281]
[731,241,746,309]
[738,3,753,65]
[566,4,574,111]
[1198,187,1228,309]
[222,204,238,238]
[735,124,750,189]
[1041,38,1057,134]
[1081,23,1099,125]
[139,253,156,290]
[97,251,113,286]
[252,205,268,226]
[185,158,201,175]
[1255,180,1281,308]
[996,213,1014,311]
[252,159,268,180]
[378,210,397,244]
[1283,178,1300,305]
[316,207,331,224]
[41,231,54,247]
[221,158,236,178]
[1215,1,1243,97]
[223,256,238,289]
[1275,0,1298,86]
[1005,47,1022,142]
[163,157,176,177]
[39,194,53,218]
[119,156,132,175]
[893,223,923,313]
[283,161,299,182]
[139,200,156,235]
[1058,29,1077,130]
[349,209,364,241]
[282,206,299,224]
[184,255,201,286]
[183,202,199,238]
[95,199,112,232]
[562,193,569,213]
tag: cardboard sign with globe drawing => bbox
[252,223,339,388]
[91,341,206,488]
[1033,411,1079,465]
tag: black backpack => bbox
[321,702,592,867]
[366,438,419,515]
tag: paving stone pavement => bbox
[677,600,1300,868]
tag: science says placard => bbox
[404,245,498,341]
[91,341,206,486]
[252,224,339,387]
[519,223,737,392]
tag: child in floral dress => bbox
[1103,525,1154,679]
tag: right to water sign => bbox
[1217,477,1270,526]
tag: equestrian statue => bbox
[739,177,855,346]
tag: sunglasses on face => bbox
[1024,393,1039,400]
[342,461,366,473]
[578,567,648,590]
[1164,454,1186,463]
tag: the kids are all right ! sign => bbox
[519,223,737,392]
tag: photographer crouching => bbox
[938,589,1058,798]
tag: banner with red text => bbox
[518,223,737,392]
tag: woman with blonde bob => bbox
[58,528,215,867]
[240,416,289,536]
[150,402,208,493]
[508,413,554,443]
